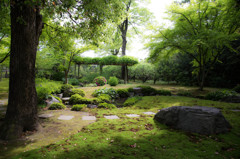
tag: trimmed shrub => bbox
[117,89,130,98]
[108,76,119,86]
[69,94,92,104]
[61,84,74,97]
[98,103,116,109]
[156,89,172,96]
[123,96,142,107]
[97,94,111,103]
[71,104,87,111]
[127,87,134,93]
[205,90,237,101]
[233,85,240,93]
[69,78,80,86]
[92,88,118,99]
[93,76,107,86]
[48,102,66,110]
[71,88,86,97]
[37,87,50,104]
[177,91,192,97]
[137,86,157,96]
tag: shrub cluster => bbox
[156,89,172,96]
[48,102,66,110]
[108,76,119,86]
[233,85,240,93]
[98,103,116,109]
[93,76,107,86]
[69,94,93,104]
[123,96,142,107]
[97,94,111,103]
[71,104,87,111]
[205,90,237,101]
[137,86,157,96]
[70,88,86,97]
[61,84,74,97]
[92,88,118,99]
[68,78,80,86]
[176,90,192,97]
[117,89,130,98]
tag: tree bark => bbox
[0,0,43,140]
[78,64,80,78]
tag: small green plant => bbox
[205,90,237,101]
[48,102,66,110]
[137,86,157,96]
[97,94,111,103]
[69,94,93,104]
[71,104,87,111]
[127,87,134,93]
[37,87,50,104]
[123,96,142,107]
[108,76,119,86]
[71,88,86,97]
[156,89,172,96]
[85,83,97,87]
[233,84,240,93]
[117,89,130,98]
[61,84,74,97]
[92,88,118,99]
[51,95,62,103]
[98,102,116,109]
[177,90,192,97]
[93,76,107,86]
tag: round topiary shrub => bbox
[98,103,116,109]
[71,104,87,111]
[71,88,86,97]
[48,102,66,110]
[69,94,92,104]
[97,94,111,103]
[108,76,119,86]
[93,76,107,86]
[61,84,74,97]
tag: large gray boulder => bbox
[154,106,232,135]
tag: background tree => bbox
[147,0,240,90]
[132,62,155,83]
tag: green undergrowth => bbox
[11,96,240,159]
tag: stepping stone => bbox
[126,114,140,118]
[62,97,70,104]
[143,112,156,115]
[38,114,54,119]
[231,109,240,112]
[82,116,96,121]
[104,115,119,119]
[58,115,74,120]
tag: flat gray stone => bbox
[82,116,96,121]
[38,114,54,119]
[143,112,156,115]
[231,109,240,112]
[126,114,140,118]
[58,115,74,120]
[62,97,70,101]
[104,115,119,119]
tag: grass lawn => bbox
[0,79,239,159]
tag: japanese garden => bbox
[0,0,240,158]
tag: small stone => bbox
[58,115,74,120]
[87,104,98,109]
[143,112,156,115]
[38,114,54,119]
[126,114,140,118]
[82,116,96,121]
[104,115,119,119]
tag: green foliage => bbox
[48,102,66,110]
[177,91,192,97]
[233,85,240,93]
[36,87,50,104]
[117,89,130,98]
[51,95,62,103]
[102,66,122,80]
[108,76,119,86]
[71,88,86,97]
[137,85,157,96]
[92,88,118,99]
[93,76,107,86]
[156,89,172,96]
[51,72,65,81]
[205,90,237,101]
[132,63,155,83]
[71,104,87,111]
[68,78,80,86]
[69,94,93,105]
[98,102,116,109]
[123,96,142,107]
[127,87,134,93]
[61,84,74,97]
[79,72,100,84]
[97,94,111,103]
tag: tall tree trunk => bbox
[100,65,103,75]
[0,1,43,140]
[78,64,80,78]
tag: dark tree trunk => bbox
[100,65,103,75]
[0,1,43,140]
[78,64,80,78]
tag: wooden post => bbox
[74,64,77,78]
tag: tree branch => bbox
[0,52,10,64]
